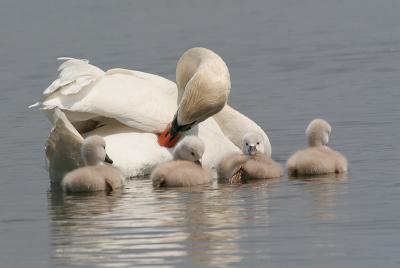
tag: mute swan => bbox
[62,136,125,193]
[151,136,212,187]
[287,119,348,176]
[38,47,271,182]
[218,133,282,183]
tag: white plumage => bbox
[38,48,271,183]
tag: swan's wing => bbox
[213,105,272,156]
[42,58,178,133]
[43,57,104,97]
[45,108,84,186]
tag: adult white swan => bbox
[39,47,271,183]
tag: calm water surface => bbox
[1,0,400,267]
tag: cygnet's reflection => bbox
[153,182,242,267]
[287,173,348,261]
[49,179,189,267]
[289,173,348,220]
[49,177,276,267]
[153,178,278,267]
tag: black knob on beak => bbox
[105,154,113,164]
[169,113,196,141]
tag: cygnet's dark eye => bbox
[103,146,106,149]
[246,143,248,146]
[257,142,260,145]
[191,152,195,156]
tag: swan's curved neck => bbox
[175,48,230,126]
[176,52,203,95]
[158,48,230,148]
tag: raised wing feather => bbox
[42,59,178,133]
[43,58,104,97]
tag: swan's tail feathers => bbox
[43,57,105,97]
[28,102,41,109]
[45,108,85,186]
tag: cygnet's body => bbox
[287,119,347,176]
[62,136,125,192]
[151,136,212,187]
[218,133,282,183]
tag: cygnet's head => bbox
[81,135,113,166]
[242,132,264,156]
[306,119,332,147]
[173,136,205,164]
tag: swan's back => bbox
[151,160,212,187]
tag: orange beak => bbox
[158,126,182,148]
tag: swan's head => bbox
[173,136,205,165]
[158,48,231,147]
[306,119,332,147]
[81,135,113,166]
[242,132,264,156]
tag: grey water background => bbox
[1,0,400,267]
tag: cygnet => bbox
[151,136,212,187]
[287,118,348,176]
[218,133,282,183]
[62,135,125,193]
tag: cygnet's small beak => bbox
[105,154,113,164]
[194,159,202,166]
[248,145,257,156]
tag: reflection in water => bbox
[289,173,347,221]
[49,181,186,267]
[48,179,275,267]
[153,183,243,267]
[48,173,349,267]
[286,173,348,261]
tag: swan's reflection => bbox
[48,178,275,267]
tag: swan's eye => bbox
[191,152,195,156]
[257,142,260,145]
[103,146,106,149]
[246,143,248,146]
